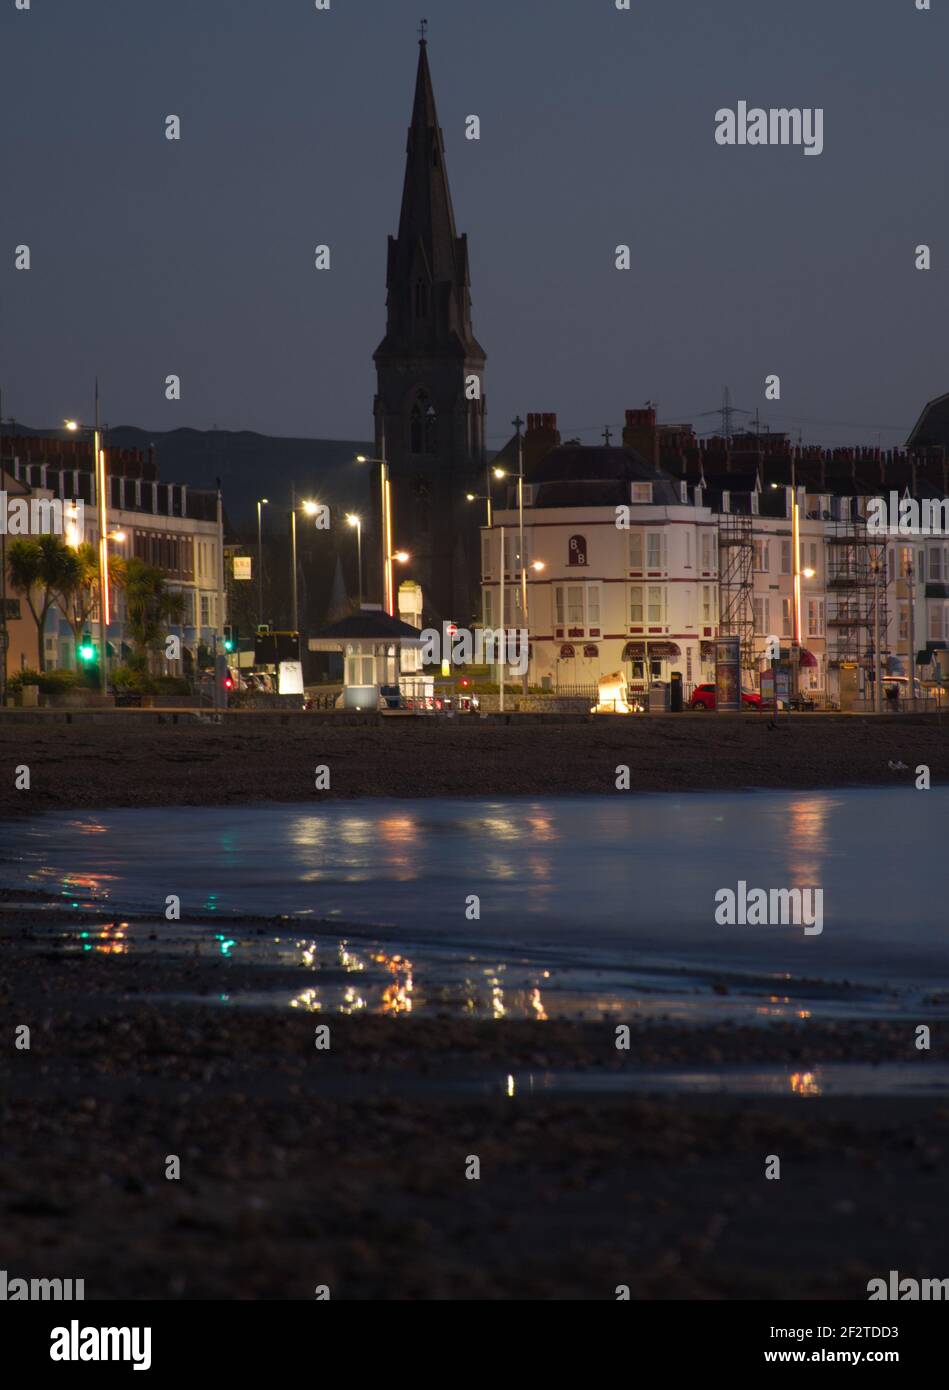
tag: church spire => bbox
[396,35,459,287]
[372,31,487,627]
[377,32,483,358]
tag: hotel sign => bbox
[233,556,252,580]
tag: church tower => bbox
[373,32,487,625]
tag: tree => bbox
[52,542,101,659]
[110,556,186,671]
[7,536,76,671]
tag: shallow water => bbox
[2,788,947,1023]
[489,1062,949,1099]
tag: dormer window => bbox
[631,482,653,504]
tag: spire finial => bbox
[418,17,428,43]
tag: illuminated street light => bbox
[290,494,323,632]
[355,446,395,614]
[256,498,269,626]
[62,391,109,696]
[346,513,363,607]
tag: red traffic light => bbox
[460,677,470,688]
[224,677,234,690]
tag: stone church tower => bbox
[373,35,487,625]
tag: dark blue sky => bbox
[2,0,946,449]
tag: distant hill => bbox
[109,427,376,537]
[9,423,375,536]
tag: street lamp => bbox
[63,387,109,695]
[290,494,320,634]
[356,443,395,615]
[256,498,269,626]
[346,513,363,607]
[466,492,493,528]
[494,416,529,691]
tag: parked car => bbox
[690,683,761,711]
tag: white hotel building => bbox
[481,416,949,706]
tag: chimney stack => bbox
[623,407,660,473]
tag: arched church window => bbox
[414,280,429,318]
[410,392,437,455]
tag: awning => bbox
[623,640,681,659]
[799,647,819,670]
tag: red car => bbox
[690,683,761,711]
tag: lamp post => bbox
[256,497,268,626]
[290,494,320,634]
[356,430,394,616]
[346,514,363,608]
[466,492,490,523]
[907,549,917,707]
[494,415,530,691]
[498,524,505,714]
[65,386,109,695]
[389,549,410,618]
[872,554,883,713]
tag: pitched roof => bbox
[907,392,949,448]
[310,610,423,641]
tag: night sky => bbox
[2,0,946,449]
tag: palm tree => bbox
[110,556,186,671]
[7,536,76,671]
[52,542,101,660]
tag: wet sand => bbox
[2,717,947,1298]
[1,911,947,1299]
[1,712,948,818]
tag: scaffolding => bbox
[718,512,755,675]
[824,518,889,686]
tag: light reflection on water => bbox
[4,789,949,1020]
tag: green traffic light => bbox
[223,639,234,652]
[79,643,95,662]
